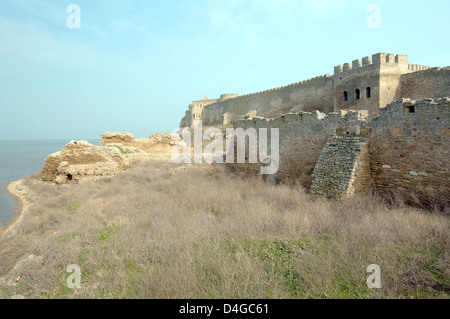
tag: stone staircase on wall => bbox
[310,135,370,198]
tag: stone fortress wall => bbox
[228,109,370,190]
[202,75,334,126]
[180,53,449,128]
[181,76,334,128]
[367,98,449,205]
[400,67,450,100]
[179,52,449,205]
[229,98,449,206]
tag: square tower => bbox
[332,53,409,116]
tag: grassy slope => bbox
[0,161,448,299]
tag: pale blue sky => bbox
[0,0,449,140]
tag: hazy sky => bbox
[0,0,449,140]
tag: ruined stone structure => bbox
[100,131,180,154]
[180,95,240,128]
[229,98,449,206]
[42,140,131,184]
[180,53,449,128]
[42,132,181,184]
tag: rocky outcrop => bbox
[42,132,184,184]
[100,132,135,145]
[149,132,179,144]
[100,131,181,154]
[42,140,130,184]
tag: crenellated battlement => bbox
[407,64,433,71]
[334,53,409,75]
[219,74,332,102]
[234,108,369,130]
[180,52,445,130]
[220,93,239,101]
[233,97,449,139]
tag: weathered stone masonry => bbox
[229,109,369,189]
[230,98,449,205]
[180,52,449,205]
[367,98,449,204]
[180,53,450,129]
[310,136,371,199]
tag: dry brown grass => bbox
[0,161,448,299]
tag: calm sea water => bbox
[0,140,101,227]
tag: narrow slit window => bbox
[366,87,371,98]
[343,91,348,102]
[355,89,360,100]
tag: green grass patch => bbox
[97,226,121,242]
[210,208,221,216]
[41,269,79,299]
[65,203,83,215]
[223,238,310,296]
[196,264,223,298]
[334,275,372,299]
[251,240,308,296]
[115,145,128,154]
[55,281,73,297]
[378,245,449,297]
[56,234,78,244]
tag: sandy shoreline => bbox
[1,178,32,238]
